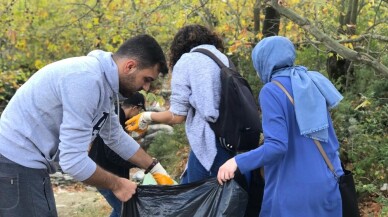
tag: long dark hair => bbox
[169,24,224,68]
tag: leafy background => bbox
[1,0,387,216]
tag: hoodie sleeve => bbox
[58,72,100,181]
[98,108,140,162]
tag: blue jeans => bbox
[181,141,235,184]
[0,154,58,217]
[98,189,122,217]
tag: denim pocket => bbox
[43,177,55,212]
[0,173,19,209]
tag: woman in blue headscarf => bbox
[217,36,344,216]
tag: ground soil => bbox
[52,174,111,217]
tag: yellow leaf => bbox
[256,32,263,40]
[350,35,358,39]
[238,30,247,40]
[355,100,371,110]
[48,43,56,52]
[345,43,353,49]
[112,35,122,44]
[106,14,113,20]
[108,3,117,10]
[34,60,45,69]
[229,44,237,54]
[39,10,49,18]
[16,39,26,49]
[286,22,293,31]
[93,18,99,25]
[368,21,373,27]
[94,38,101,47]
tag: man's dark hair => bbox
[114,34,168,75]
[169,24,224,68]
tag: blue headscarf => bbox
[252,36,343,142]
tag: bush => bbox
[147,124,189,181]
[0,70,31,112]
[333,89,387,205]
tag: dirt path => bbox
[51,173,111,217]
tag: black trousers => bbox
[0,154,58,217]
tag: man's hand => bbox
[125,112,152,134]
[217,158,238,185]
[149,162,174,185]
[111,177,137,202]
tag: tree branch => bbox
[269,0,388,75]
[340,34,388,43]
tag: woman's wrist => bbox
[142,112,153,122]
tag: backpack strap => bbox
[192,48,235,69]
[272,80,339,179]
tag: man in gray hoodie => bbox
[0,34,172,217]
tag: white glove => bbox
[149,162,174,185]
[138,112,152,130]
[125,112,152,133]
[150,162,168,175]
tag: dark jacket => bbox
[89,107,135,178]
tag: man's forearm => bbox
[127,147,154,169]
[83,165,120,190]
[84,164,137,202]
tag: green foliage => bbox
[377,196,388,216]
[0,0,387,210]
[147,124,189,181]
[332,90,387,200]
[295,46,328,74]
[0,70,31,104]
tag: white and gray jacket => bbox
[0,50,139,181]
[169,45,229,171]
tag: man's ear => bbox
[124,59,137,74]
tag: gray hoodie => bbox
[0,50,139,181]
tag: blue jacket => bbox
[236,36,343,216]
[236,77,343,216]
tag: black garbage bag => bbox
[242,168,264,217]
[122,178,248,217]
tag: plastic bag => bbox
[122,178,248,217]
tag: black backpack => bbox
[193,48,262,152]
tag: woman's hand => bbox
[125,112,152,133]
[217,158,238,185]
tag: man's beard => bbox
[119,71,139,98]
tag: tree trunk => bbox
[328,0,358,90]
[253,0,261,34]
[338,0,346,34]
[262,6,280,37]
